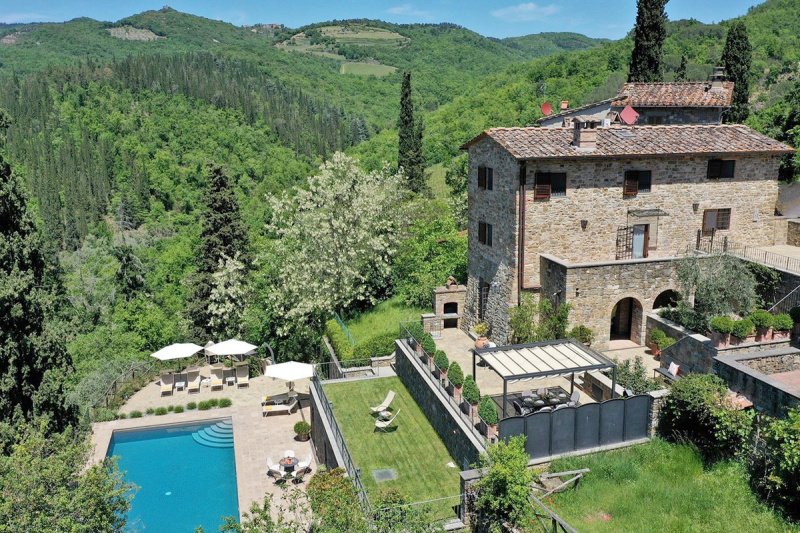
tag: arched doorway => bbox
[653,289,680,309]
[610,297,643,343]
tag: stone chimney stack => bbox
[710,66,726,90]
[572,118,599,150]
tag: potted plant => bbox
[473,322,490,349]
[462,375,480,420]
[709,316,735,348]
[648,329,666,357]
[749,309,774,342]
[731,318,755,345]
[568,325,594,347]
[479,396,499,441]
[434,350,449,383]
[421,333,436,368]
[448,362,464,401]
[772,313,793,341]
[293,421,311,442]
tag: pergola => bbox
[472,339,618,418]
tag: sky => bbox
[0,0,761,39]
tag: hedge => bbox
[353,330,398,359]
[325,319,354,360]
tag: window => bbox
[478,166,494,190]
[478,221,493,246]
[646,115,664,125]
[478,279,490,320]
[623,170,652,197]
[707,159,735,179]
[702,208,731,236]
[534,172,566,200]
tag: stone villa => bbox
[460,120,794,349]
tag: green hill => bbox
[502,32,608,58]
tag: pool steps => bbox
[191,420,234,448]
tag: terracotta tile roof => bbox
[611,81,734,108]
[460,125,794,160]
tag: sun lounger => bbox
[235,363,249,388]
[160,372,174,396]
[187,368,201,393]
[210,367,224,390]
[262,398,299,417]
[370,390,396,413]
[374,409,401,432]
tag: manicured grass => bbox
[340,62,397,76]
[546,439,791,532]
[320,25,408,45]
[323,376,461,521]
[426,163,449,201]
[345,296,425,342]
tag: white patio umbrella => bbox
[264,361,314,391]
[205,339,258,360]
[150,343,204,371]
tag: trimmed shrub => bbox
[325,319,355,361]
[463,375,480,405]
[479,397,498,425]
[421,333,436,356]
[167,405,175,412]
[208,398,220,408]
[731,318,755,338]
[117,412,127,419]
[659,374,753,461]
[448,362,464,388]
[790,306,800,323]
[307,468,367,531]
[405,321,425,341]
[173,405,184,414]
[145,408,155,415]
[154,407,168,416]
[198,401,211,411]
[649,329,674,349]
[568,324,594,345]
[129,410,143,418]
[709,316,735,334]
[433,350,449,371]
[473,322,489,336]
[749,408,800,520]
[294,421,311,436]
[353,330,397,359]
[772,313,793,331]
[219,398,232,408]
[749,309,774,330]
[186,402,197,410]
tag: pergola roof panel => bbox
[475,340,616,380]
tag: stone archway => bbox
[653,289,680,309]
[610,297,644,344]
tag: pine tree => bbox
[675,54,688,81]
[187,165,249,340]
[397,72,426,193]
[0,155,75,448]
[628,0,669,82]
[722,21,753,123]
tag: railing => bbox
[695,236,800,274]
[399,322,488,447]
[334,311,356,346]
[770,283,800,314]
[528,493,578,533]
[310,373,373,518]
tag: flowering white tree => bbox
[207,254,247,339]
[266,153,406,332]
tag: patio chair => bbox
[284,449,295,458]
[160,372,174,396]
[538,406,553,413]
[297,454,312,473]
[235,363,249,388]
[537,387,548,398]
[370,390,396,414]
[292,469,307,484]
[210,366,224,390]
[262,398,299,417]
[186,368,201,394]
[268,468,286,485]
[267,457,280,472]
[374,409,401,432]
[567,390,580,407]
[512,400,529,416]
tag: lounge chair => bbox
[374,409,401,432]
[262,398,299,417]
[210,366,224,390]
[370,390,396,414]
[235,363,249,388]
[160,372,174,396]
[187,368,201,393]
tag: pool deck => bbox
[92,374,316,524]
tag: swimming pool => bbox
[107,418,239,532]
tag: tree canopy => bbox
[628,0,669,82]
[722,21,753,123]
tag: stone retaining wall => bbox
[714,352,800,417]
[788,220,800,247]
[744,353,800,374]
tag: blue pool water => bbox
[107,419,239,532]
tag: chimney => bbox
[560,100,569,111]
[710,66,726,89]
[572,118,599,150]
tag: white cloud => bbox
[0,12,48,23]
[491,3,559,22]
[387,4,431,18]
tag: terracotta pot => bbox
[755,327,773,342]
[469,403,478,421]
[649,343,662,358]
[711,331,729,349]
[773,330,790,341]
[474,336,489,349]
[486,423,498,441]
[453,386,463,402]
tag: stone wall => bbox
[541,255,680,348]
[714,352,800,417]
[394,340,485,469]
[744,353,800,374]
[647,389,670,437]
[788,220,800,247]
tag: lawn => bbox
[323,376,461,522]
[546,439,792,532]
[344,296,425,342]
[340,62,397,76]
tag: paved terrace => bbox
[92,372,316,522]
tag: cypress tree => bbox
[675,54,688,82]
[0,155,75,447]
[722,21,753,123]
[628,0,669,82]
[187,165,249,340]
[397,72,426,193]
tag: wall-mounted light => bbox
[575,287,580,297]
[692,202,700,213]
[580,219,588,230]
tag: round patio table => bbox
[280,456,299,473]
